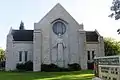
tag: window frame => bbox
[52,21,66,35]
[92,50,95,59]
[87,51,90,60]
[24,51,28,62]
[19,51,22,62]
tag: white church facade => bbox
[5,3,104,71]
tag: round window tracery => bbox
[52,21,66,35]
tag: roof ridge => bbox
[85,31,95,32]
[13,29,33,31]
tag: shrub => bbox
[16,63,25,71]
[16,61,33,71]
[41,63,71,72]
[59,67,70,72]
[41,64,48,71]
[0,61,5,68]
[16,62,81,72]
[41,63,59,72]
[24,61,33,71]
[68,63,81,71]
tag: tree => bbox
[109,0,120,20]
[0,48,5,62]
[104,38,120,56]
[109,0,120,34]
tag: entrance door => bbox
[87,50,95,69]
[87,62,94,69]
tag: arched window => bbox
[52,21,66,35]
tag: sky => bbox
[0,0,120,49]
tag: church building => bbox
[5,3,104,71]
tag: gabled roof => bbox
[86,31,98,42]
[11,30,33,41]
[37,3,83,29]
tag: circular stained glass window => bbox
[52,22,66,35]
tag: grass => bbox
[0,70,94,80]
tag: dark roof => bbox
[86,31,98,42]
[11,30,98,42]
[12,30,33,41]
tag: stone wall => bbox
[12,41,33,63]
[6,39,33,71]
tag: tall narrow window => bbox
[92,51,95,59]
[25,51,28,62]
[19,51,22,62]
[87,51,90,60]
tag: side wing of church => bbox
[5,3,104,71]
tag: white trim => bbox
[9,27,13,34]
[94,55,120,59]
[86,42,99,44]
[13,41,33,44]
[99,65,120,67]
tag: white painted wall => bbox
[34,3,84,69]
[33,29,42,71]
[78,30,87,69]
[13,41,33,63]
[86,42,99,57]
[6,40,33,71]
[86,41,104,62]
[6,34,15,71]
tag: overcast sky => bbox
[0,0,120,49]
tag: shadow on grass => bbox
[0,70,94,80]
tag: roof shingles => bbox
[11,30,98,42]
[12,30,33,41]
[86,31,98,42]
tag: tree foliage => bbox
[109,0,120,34]
[109,0,120,20]
[0,48,5,62]
[104,38,120,56]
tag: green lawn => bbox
[0,70,94,80]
